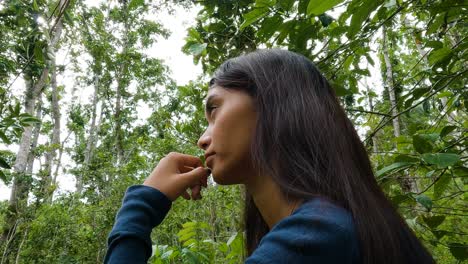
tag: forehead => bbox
[204,86,226,101]
[207,85,223,94]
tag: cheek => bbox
[210,114,256,184]
[215,113,254,157]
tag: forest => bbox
[0,0,467,263]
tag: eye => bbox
[206,105,217,116]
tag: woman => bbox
[105,49,435,263]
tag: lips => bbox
[205,154,215,168]
[204,152,215,161]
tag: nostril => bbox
[198,134,211,150]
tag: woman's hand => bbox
[143,152,210,201]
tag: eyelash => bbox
[206,105,217,115]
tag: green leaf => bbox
[412,134,434,154]
[415,194,432,211]
[0,131,11,144]
[0,170,6,183]
[240,1,274,30]
[187,43,207,56]
[343,55,354,71]
[128,0,144,10]
[277,0,295,11]
[365,53,375,66]
[34,45,45,64]
[433,173,451,199]
[422,153,460,168]
[33,0,39,11]
[226,232,238,246]
[423,215,445,229]
[411,87,430,100]
[179,231,196,242]
[427,14,445,35]
[276,20,295,44]
[433,230,448,240]
[307,0,344,15]
[390,194,412,206]
[436,91,453,99]
[453,166,468,177]
[330,81,353,96]
[428,47,452,66]
[14,102,20,115]
[182,248,203,264]
[449,243,468,261]
[384,0,396,8]
[348,0,383,38]
[440,125,457,138]
[376,162,415,177]
[259,15,283,41]
[394,154,420,163]
[0,157,11,169]
[425,40,443,49]
[240,9,267,30]
[161,249,174,259]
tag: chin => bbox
[211,169,241,185]
[212,173,235,185]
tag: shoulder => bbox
[245,198,361,264]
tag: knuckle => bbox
[167,152,178,159]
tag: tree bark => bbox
[53,130,72,186]
[382,25,401,139]
[5,0,67,246]
[77,77,100,194]
[364,81,380,165]
[114,7,129,167]
[25,94,43,178]
[9,68,48,209]
[41,17,63,203]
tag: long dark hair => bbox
[209,49,434,263]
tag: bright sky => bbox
[0,4,202,201]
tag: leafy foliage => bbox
[0,0,466,263]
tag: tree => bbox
[0,0,466,262]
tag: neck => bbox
[244,174,303,229]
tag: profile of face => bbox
[197,86,257,185]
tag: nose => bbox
[197,130,211,151]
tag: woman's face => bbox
[197,86,257,185]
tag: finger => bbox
[180,167,208,186]
[182,190,191,200]
[200,173,208,188]
[168,152,203,169]
[181,165,195,173]
[191,185,201,200]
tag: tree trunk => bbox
[53,130,72,186]
[9,68,48,210]
[364,82,380,165]
[14,229,27,264]
[41,17,63,203]
[382,25,401,139]
[77,77,100,194]
[115,81,124,166]
[25,94,43,178]
[114,2,131,167]
[4,0,67,246]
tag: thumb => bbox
[180,167,208,185]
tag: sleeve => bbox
[244,211,360,264]
[104,185,172,264]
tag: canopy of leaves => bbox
[0,0,466,263]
